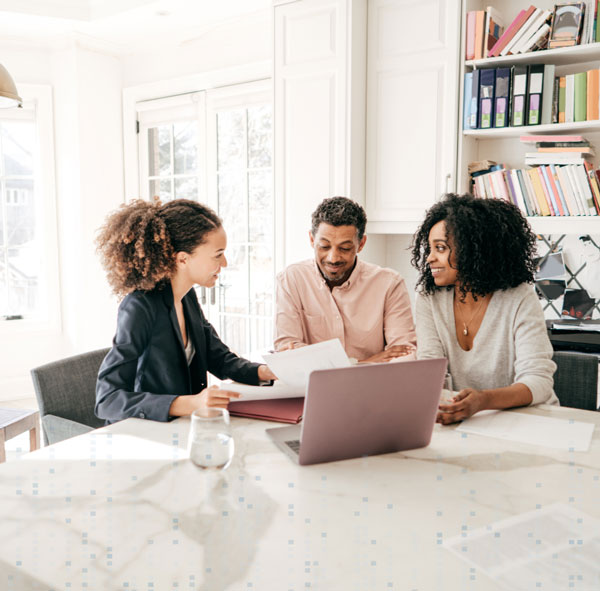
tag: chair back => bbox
[30,348,110,443]
[552,351,599,411]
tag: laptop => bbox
[266,358,447,465]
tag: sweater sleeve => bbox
[415,293,447,361]
[512,288,557,405]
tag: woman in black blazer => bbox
[95,199,276,423]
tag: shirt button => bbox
[139,412,146,419]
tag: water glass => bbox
[440,372,454,404]
[188,408,234,470]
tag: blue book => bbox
[463,72,473,130]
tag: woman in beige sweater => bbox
[412,194,558,425]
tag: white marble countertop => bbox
[1,404,599,590]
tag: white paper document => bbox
[444,504,600,590]
[456,411,595,452]
[262,339,351,389]
[224,339,351,401]
[223,381,304,401]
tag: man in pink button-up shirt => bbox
[275,197,417,363]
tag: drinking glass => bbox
[188,408,234,470]
[440,372,454,404]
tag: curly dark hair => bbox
[411,193,538,301]
[96,198,222,297]
[311,196,367,240]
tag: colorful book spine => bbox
[558,77,566,123]
[587,69,599,120]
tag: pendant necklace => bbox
[456,296,486,336]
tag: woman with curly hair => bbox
[95,198,276,423]
[411,193,558,425]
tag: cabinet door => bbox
[366,0,461,228]
[274,0,366,266]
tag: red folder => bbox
[228,397,305,424]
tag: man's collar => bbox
[312,258,361,290]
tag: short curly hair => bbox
[96,198,221,297]
[411,193,538,301]
[311,196,367,240]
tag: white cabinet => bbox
[365,0,462,233]
[273,0,367,266]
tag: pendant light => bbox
[0,63,23,108]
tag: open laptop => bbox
[266,358,447,465]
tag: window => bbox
[137,81,274,356]
[0,85,58,324]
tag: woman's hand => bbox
[198,385,240,409]
[436,388,488,425]
[258,365,277,381]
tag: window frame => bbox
[0,83,60,334]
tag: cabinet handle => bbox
[200,287,207,305]
[445,173,453,194]
[210,287,216,306]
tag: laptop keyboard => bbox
[285,439,301,454]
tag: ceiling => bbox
[0,0,271,53]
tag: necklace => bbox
[455,295,487,336]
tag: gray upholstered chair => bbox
[552,351,599,411]
[30,348,110,445]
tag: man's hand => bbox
[278,342,307,351]
[360,345,415,364]
[436,388,488,425]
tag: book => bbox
[537,146,594,153]
[228,397,304,423]
[514,9,552,53]
[556,165,584,214]
[474,10,486,60]
[566,165,589,215]
[565,74,575,123]
[552,76,560,122]
[488,6,536,57]
[527,64,544,125]
[548,164,570,214]
[511,65,529,126]
[574,71,588,121]
[526,153,587,165]
[466,11,477,60]
[540,64,556,125]
[587,68,599,120]
[538,165,559,214]
[463,72,473,129]
[574,164,597,214]
[520,134,585,142]
[483,6,505,58]
[494,67,511,127]
[501,7,542,55]
[520,22,551,53]
[558,76,567,122]
[469,69,480,129]
[478,68,496,128]
[527,168,552,215]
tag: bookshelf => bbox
[458,0,600,236]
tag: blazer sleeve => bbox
[195,304,262,385]
[415,293,447,360]
[95,295,178,422]
[512,288,557,405]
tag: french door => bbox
[137,80,274,357]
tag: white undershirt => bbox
[184,338,195,365]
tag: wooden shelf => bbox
[463,120,600,138]
[465,43,600,69]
